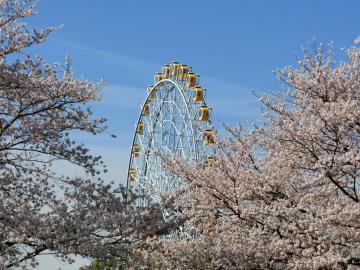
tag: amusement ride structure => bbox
[126,62,215,228]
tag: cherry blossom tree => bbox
[0,1,174,268]
[141,39,360,270]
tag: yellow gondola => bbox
[187,72,198,88]
[128,168,136,181]
[154,72,163,83]
[137,122,144,135]
[146,234,158,243]
[142,102,150,116]
[179,65,190,80]
[199,106,210,121]
[132,144,140,158]
[193,87,205,102]
[163,65,171,79]
[147,85,156,100]
[203,129,215,144]
[202,225,214,236]
[206,156,215,165]
[171,61,181,77]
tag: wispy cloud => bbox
[101,84,145,109]
[99,79,261,122]
[52,38,159,73]
[201,76,261,121]
[100,79,260,120]
[53,39,262,121]
[52,146,130,185]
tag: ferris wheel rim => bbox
[125,78,206,194]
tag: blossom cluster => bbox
[0,1,172,268]
[139,39,360,269]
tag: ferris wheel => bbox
[126,61,214,209]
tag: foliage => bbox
[0,1,173,268]
[140,39,360,269]
[79,255,141,270]
[79,260,118,270]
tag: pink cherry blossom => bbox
[139,39,360,269]
[0,1,173,268]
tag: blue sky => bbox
[21,0,360,268]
